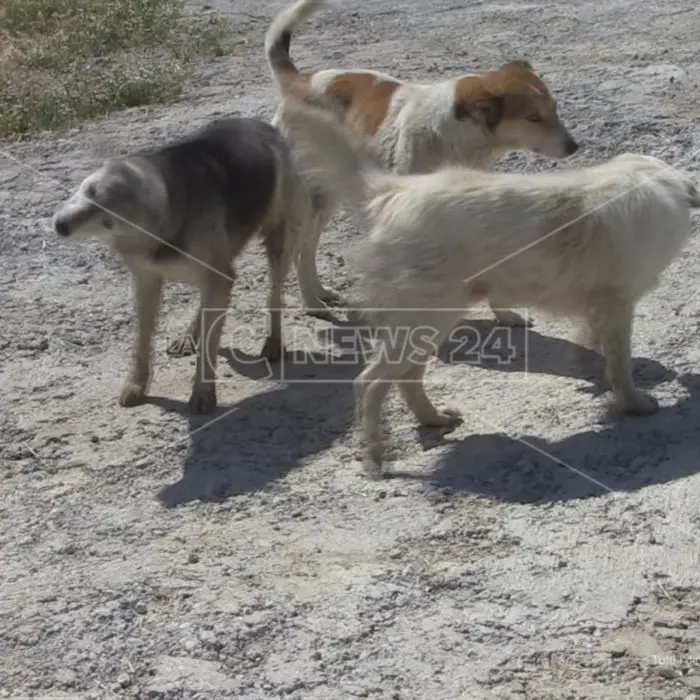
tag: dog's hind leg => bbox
[188,273,233,414]
[120,268,163,407]
[572,320,602,368]
[295,194,341,320]
[589,297,659,415]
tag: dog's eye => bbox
[526,114,543,123]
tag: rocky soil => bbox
[2,0,700,698]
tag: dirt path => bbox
[2,1,700,698]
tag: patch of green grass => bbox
[0,0,237,139]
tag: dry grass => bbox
[0,0,235,139]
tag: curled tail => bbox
[265,0,327,92]
[281,96,395,210]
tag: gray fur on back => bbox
[125,117,290,261]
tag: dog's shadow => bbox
[320,316,700,503]
[151,314,692,507]
[323,315,675,390]
[150,347,363,507]
[406,371,700,503]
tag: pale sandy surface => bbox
[2,1,700,698]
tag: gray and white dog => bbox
[53,117,311,414]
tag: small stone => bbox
[56,668,77,686]
[657,665,681,680]
[683,675,700,690]
[117,673,131,688]
[134,601,147,614]
[188,551,200,564]
[4,444,26,460]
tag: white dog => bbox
[281,97,699,478]
[265,0,579,323]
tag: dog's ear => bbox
[454,95,504,130]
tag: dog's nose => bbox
[54,217,70,237]
[565,138,579,155]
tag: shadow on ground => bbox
[325,316,676,391]
[327,317,700,503]
[151,317,700,507]
[394,370,700,504]
[151,347,362,507]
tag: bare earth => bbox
[2,0,700,698]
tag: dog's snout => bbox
[54,217,70,237]
[564,138,579,156]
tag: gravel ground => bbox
[2,1,700,698]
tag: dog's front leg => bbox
[398,361,462,426]
[354,356,395,479]
[188,274,232,414]
[120,269,163,407]
[261,222,293,361]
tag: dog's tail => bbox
[265,0,327,92]
[280,96,396,209]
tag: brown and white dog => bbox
[265,0,580,323]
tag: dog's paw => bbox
[188,384,217,414]
[119,381,146,407]
[346,307,370,325]
[317,286,343,305]
[419,406,463,428]
[494,310,533,328]
[260,336,285,363]
[618,390,659,416]
[362,456,385,480]
[167,335,197,357]
[304,302,337,322]
[360,442,386,480]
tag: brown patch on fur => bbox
[325,73,401,136]
[453,61,556,127]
